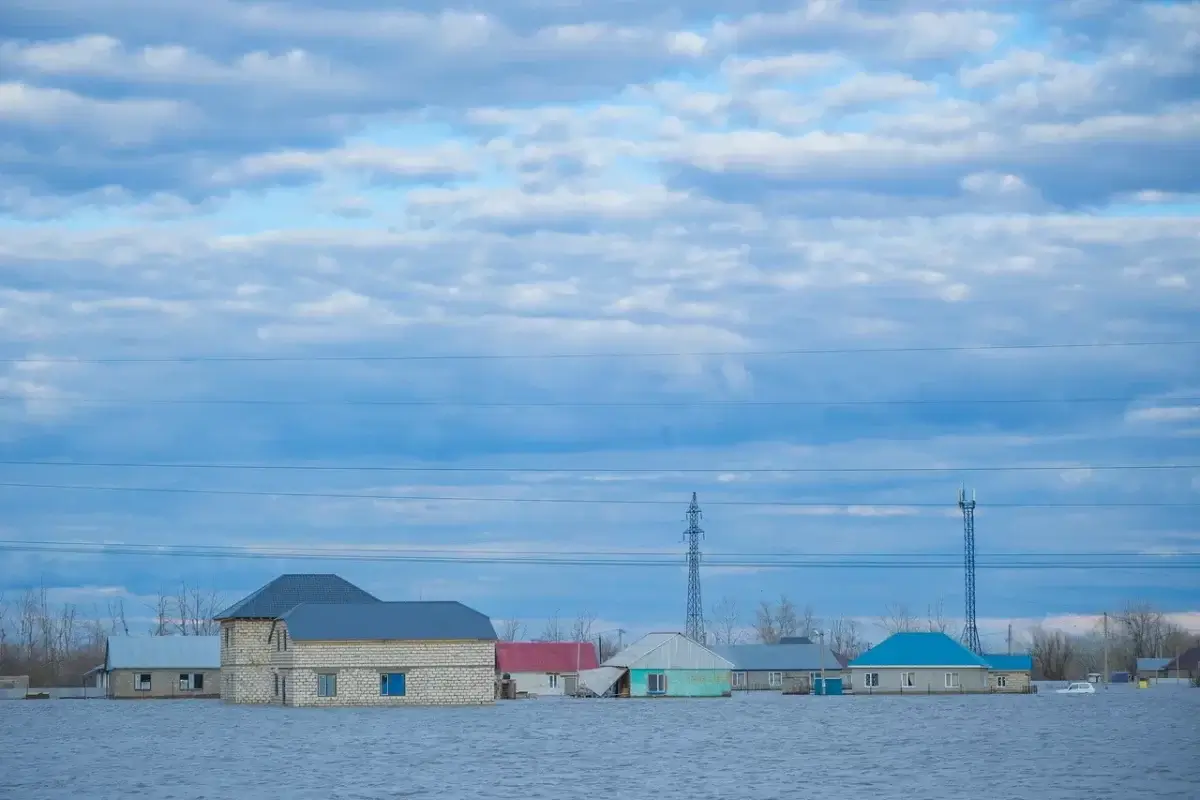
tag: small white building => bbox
[495,641,599,696]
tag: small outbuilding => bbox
[100,636,221,699]
[495,641,599,696]
[983,653,1033,693]
[1135,657,1172,680]
[713,642,845,693]
[849,632,991,694]
[576,632,733,698]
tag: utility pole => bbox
[818,629,827,696]
[1007,623,1013,655]
[1103,611,1109,687]
[683,493,706,644]
[958,486,982,654]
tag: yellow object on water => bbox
[1138,679,1149,688]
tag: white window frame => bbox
[901,672,915,688]
[863,672,880,688]
[996,674,1007,688]
[179,673,204,691]
[768,671,783,688]
[135,673,151,691]
[647,672,667,694]
[548,673,559,689]
[732,671,747,688]
[945,672,960,689]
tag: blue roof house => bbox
[215,574,498,707]
[983,653,1034,693]
[849,632,994,694]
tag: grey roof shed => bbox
[713,643,844,672]
[280,601,498,642]
[214,574,380,620]
[105,636,220,670]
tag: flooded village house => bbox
[95,636,221,699]
[849,632,1033,694]
[216,573,497,706]
[577,632,734,697]
[495,641,599,696]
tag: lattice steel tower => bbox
[959,486,982,654]
[683,492,706,644]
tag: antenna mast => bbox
[959,486,982,654]
[684,492,706,644]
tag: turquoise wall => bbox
[629,669,731,697]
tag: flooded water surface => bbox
[3,687,1198,800]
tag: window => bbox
[380,673,406,697]
[945,672,961,689]
[646,672,667,695]
[732,671,747,688]
[548,674,558,689]
[863,672,880,688]
[135,674,151,691]
[179,673,204,691]
[282,629,287,651]
[768,672,783,688]
[224,627,230,646]
[274,673,279,696]
[901,672,915,688]
[996,674,1007,688]
[318,673,337,697]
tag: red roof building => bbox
[496,642,599,675]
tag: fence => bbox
[1,686,107,700]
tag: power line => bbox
[1,540,1195,568]
[3,394,1193,408]
[0,480,1194,507]
[1,459,1196,475]
[5,339,1198,365]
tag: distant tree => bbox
[925,599,949,633]
[708,596,743,645]
[148,588,173,636]
[755,595,803,643]
[539,610,564,642]
[828,616,867,660]
[879,603,919,635]
[1030,627,1074,680]
[570,612,596,643]
[597,633,621,662]
[498,619,525,642]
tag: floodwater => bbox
[2,685,1198,800]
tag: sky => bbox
[1,0,1198,651]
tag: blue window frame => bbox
[380,672,406,697]
[318,673,337,697]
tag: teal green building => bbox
[576,632,734,698]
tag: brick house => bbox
[215,574,498,706]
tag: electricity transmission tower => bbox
[959,486,982,654]
[683,492,706,644]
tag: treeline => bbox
[1027,603,1198,681]
[0,584,225,687]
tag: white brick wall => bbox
[220,620,275,704]
[271,623,495,707]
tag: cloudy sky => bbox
[1,0,1198,648]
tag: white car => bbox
[1055,681,1097,695]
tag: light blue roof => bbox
[850,632,990,668]
[1136,657,1172,672]
[983,653,1033,671]
[712,643,844,672]
[105,636,220,670]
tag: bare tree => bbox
[755,595,802,643]
[1030,627,1074,680]
[173,583,222,636]
[148,588,172,636]
[926,599,949,633]
[879,603,919,635]
[497,619,525,642]
[597,633,621,662]
[539,610,564,642]
[708,596,743,645]
[570,611,597,643]
[828,616,867,660]
[0,592,8,666]
[107,598,129,636]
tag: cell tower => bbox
[683,492,706,644]
[959,486,982,654]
